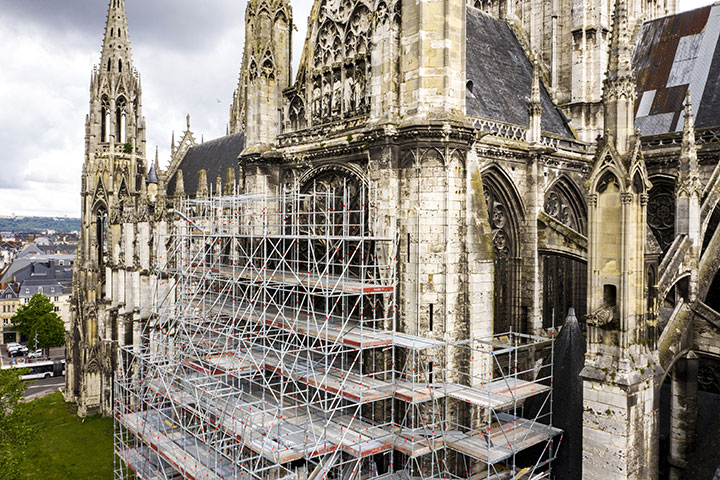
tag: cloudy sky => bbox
[0,0,710,218]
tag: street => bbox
[24,374,65,399]
[1,346,66,400]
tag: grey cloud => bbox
[0,0,247,53]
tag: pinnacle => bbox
[100,0,133,74]
[606,0,634,84]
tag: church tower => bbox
[67,0,155,416]
[239,0,292,155]
[581,1,659,477]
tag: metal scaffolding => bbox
[114,186,561,480]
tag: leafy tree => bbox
[0,367,36,479]
[11,294,65,351]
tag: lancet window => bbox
[116,96,127,143]
[100,95,110,143]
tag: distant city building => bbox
[0,284,20,344]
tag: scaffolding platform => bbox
[188,299,395,348]
[114,189,561,480]
[444,416,562,464]
[116,447,168,480]
[444,378,551,410]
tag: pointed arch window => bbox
[118,59,122,72]
[101,95,110,142]
[116,96,127,143]
[107,58,112,72]
[94,204,108,296]
[483,170,522,333]
[648,177,675,254]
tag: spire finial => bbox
[100,0,133,73]
[175,169,185,198]
[147,146,159,185]
[679,90,699,177]
[527,61,543,144]
[602,0,636,156]
[683,90,694,133]
[186,113,191,131]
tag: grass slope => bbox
[17,393,114,479]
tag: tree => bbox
[0,367,36,479]
[11,294,65,351]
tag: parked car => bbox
[8,344,28,357]
[27,349,44,359]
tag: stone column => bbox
[669,352,699,480]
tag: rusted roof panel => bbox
[633,4,720,135]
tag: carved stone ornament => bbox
[136,201,150,222]
[109,203,122,224]
[121,201,135,223]
[586,304,616,328]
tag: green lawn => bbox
[17,393,115,480]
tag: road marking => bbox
[26,382,64,389]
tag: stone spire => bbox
[678,91,701,190]
[86,0,145,154]
[229,68,245,135]
[147,147,159,185]
[197,169,209,198]
[602,0,636,156]
[240,0,292,154]
[675,91,703,246]
[100,0,134,76]
[527,61,542,144]
[174,170,185,199]
[224,168,236,195]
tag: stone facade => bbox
[70,0,720,478]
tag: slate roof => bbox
[1,255,74,283]
[465,7,574,139]
[167,132,245,197]
[633,4,720,135]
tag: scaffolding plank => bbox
[445,378,550,410]
[116,447,167,480]
[191,299,395,348]
[392,433,444,458]
[381,381,444,403]
[119,412,225,480]
[445,415,561,464]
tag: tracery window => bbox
[483,173,519,333]
[544,179,586,234]
[542,179,587,328]
[647,179,675,255]
[289,96,306,130]
[698,357,720,394]
[309,2,372,125]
